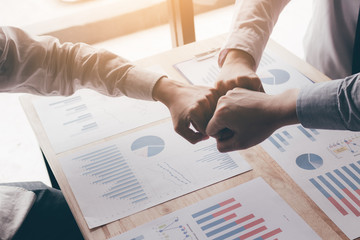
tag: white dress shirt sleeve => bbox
[219,0,289,68]
[0,26,165,100]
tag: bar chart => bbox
[74,144,148,204]
[266,125,320,153]
[192,198,282,240]
[195,144,239,170]
[310,161,360,217]
[110,178,320,240]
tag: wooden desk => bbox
[20,35,350,240]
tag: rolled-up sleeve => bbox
[218,0,290,67]
[0,26,164,100]
[297,74,360,130]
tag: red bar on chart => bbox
[238,226,267,240]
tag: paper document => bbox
[174,50,312,94]
[261,126,360,239]
[32,66,170,153]
[109,178,320,240]
[59,121,251,228]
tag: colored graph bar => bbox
[310,178,348,215]
[254,228,282,240]
[196,144,238,170]
[326,172,360,207]
[318,176,360,216]
[282,130,292,139]
[205,214,255,237]
[131,235,144,240]
[201,213,237,231]
[309,128,319,135]
[268,136,285,152]
[350,163,360,175]
[49,95,81,106]
[212,219,265,240]
[192,198,235,218]
[73,145,117,160]
[63,113,93,125]
[236,226,267,240]
[334,169,360,197]
[342,166,360,185]
[275,133,289,146]
[196,203,242,224]
[297,126,315,141]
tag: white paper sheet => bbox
[173,50,313,94]
[59,121,252,228]
[109,178,320,240]
[32,66,170,154]
[261,126,360,239]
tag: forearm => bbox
[219,0,290,68]
[0,26,163,100]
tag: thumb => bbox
[206,115,225,137]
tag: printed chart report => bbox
[261,126,360,239]
[173,50,312,94]
[109,178,320,240]
[32,66,170,154]
[59,121,251,228]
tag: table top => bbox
[20,34,350,240]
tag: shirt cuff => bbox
[118,66,166,101]
[296,80,345,129]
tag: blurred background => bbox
[0,0,312,185]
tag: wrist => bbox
[273,89,300,127]
[152,77,183,106]
[223,49,257,72]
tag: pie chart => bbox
[260,69,290,85]
[296,153,323,170]
[131,135,165,157]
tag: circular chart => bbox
[131,135,165,157]
[260,69,290,85]
[296,153,323,170]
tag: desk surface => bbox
[20,35,350,240]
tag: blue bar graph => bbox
[268,136,285,152]
[73,145,147,204]
[318,176,344,199]
[201,213,236,231]
[310,128,319,135]
[275,133,289,145]
[334,169,359,192]
[342,166,360,185]
[282,130,292,139]
[297,126,315,141]
[131,235,144,240]
[196,144,238,170]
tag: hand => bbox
[216,49,264,95]
[153,77,220,144]
[206,88,299,152]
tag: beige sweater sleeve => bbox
[219,0,290,68]
[0,26,165,100]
